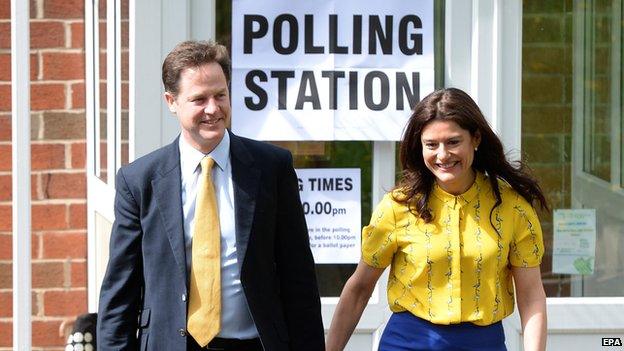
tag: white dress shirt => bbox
[179,133,259,339]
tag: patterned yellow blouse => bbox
[362,172,544,326]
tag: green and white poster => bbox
[552,209,596,275]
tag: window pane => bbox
[522,0,575,297]
[582,0,612,181]
[522,0,624,297]
[275,141,372,297]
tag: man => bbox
[97,40,325,351]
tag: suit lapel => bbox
[152,138,188,282]
[229,131,260,267]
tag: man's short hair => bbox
[162,40,231,96]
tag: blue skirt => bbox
[379,312,506,351]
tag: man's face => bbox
[164,62,231,153]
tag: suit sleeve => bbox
[97,168,144,350]
[274,151,325,351]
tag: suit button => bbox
[182,293,187,302]
[179,328,186,337]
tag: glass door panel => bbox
[273,141,372,297]
[522,0,624,297]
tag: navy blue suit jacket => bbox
[97,131,324,350]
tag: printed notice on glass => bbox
[552,209,596,275]
[296,168,361,264]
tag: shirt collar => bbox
[431,171,485,206]
[178,132,230,178]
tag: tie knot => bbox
[200,156,215,174]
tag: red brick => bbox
[70,21,85,48]
[121,20,129,49]
[31,83,66,110]
[32,261,64,289]
[0,321,11,347]
[121,141,129,166]
[121,82,129,109]
[71,82,85,108]
[0,144,10,171]
[32,204,67,230]
[0,174,9,201]
[0,54,39,81]
[97,0,106,14]
[0,263,11,288]
[0,291,11,317]
[0,84,10,111]
[0,204,10,231]
[71,261,86,287]
[1,235,38,262]
[99,51,106,78]
[0,233,9,259]
[42,112,86,139]
[32,143,66,170]
[0,0,9,19]
[70,142,86,168]
[30,0,38,18]
[31,21,65,49]
[43,290,86,316]
[42,231,86,259]
[44,0,84,19]
[30,112,42,140]
[42,52,85,80]
[32,291,41,316]
[0,53,8,80]
[32,320,64,347]
[99,81,107,105]
[31,231,40,258]
[0,22,8,49]
[0,291,33,318]
[69,203,86,229]
[32,173,40,200]
[42,172,86,199]
[121,0,129,19]
[0,114,9,141]
[99,21,106,50]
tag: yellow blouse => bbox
[362,172,544,326]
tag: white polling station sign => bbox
[231,0,435,141]
[296,168,361,264]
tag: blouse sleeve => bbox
[361,193,398,269]
[510,194,545,267]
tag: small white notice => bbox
[296,168,361,264]
[552,209,596,275]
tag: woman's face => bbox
[420,119,481,195]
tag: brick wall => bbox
[0,0,87,349]
[521,0,573,296]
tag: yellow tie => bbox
[187,156,221,346]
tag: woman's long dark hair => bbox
[394,88,548,224]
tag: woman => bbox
[326,88,548,351]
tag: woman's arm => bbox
[512,266,547,351]
[326,260,385,351]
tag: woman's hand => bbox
[512,266,547,351]
[326,260,385,351]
